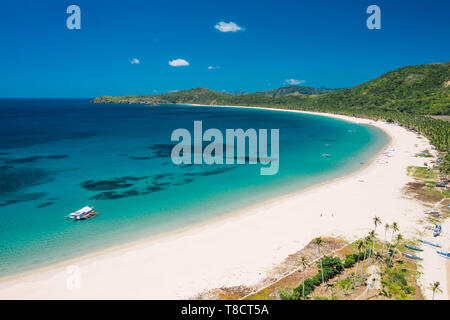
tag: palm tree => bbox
[429,281,442,300]
[353,240,364,287]
[371,217,381,262]
[388,233,403,266]
[314,237,325,285]
[381,223,390,254]
[366,230,376,267]
[360,237,370,282]
[298,257,308,300]
[386,222,399,256]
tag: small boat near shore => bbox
[425,210,440,214]
[403,253,423,260]
[433,224,442,237]
[418,239,441,248]
[437,251,450,259]
[67,206,99,221]
[404,244,423,252]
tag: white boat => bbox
[418,239,441,248]
[425,210,440,214]
[67,206,94,219]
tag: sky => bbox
[1,0,449,98]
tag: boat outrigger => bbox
[404,244,423,252]
[67,206,99,220]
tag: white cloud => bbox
[169,59,190,67]
[208,66,220,70]
[284,78,305,85]
[214,21,243,32]
[130,58,140,64]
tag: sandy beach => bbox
[0,107,447,300]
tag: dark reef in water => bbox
[147,144,176,158]
[80,176,148,191]
[0,192,47,207]
[184,166,237,177]
[0,131,96,149]
[1,155,68,165]
[0,166,54,195]
[127,144,177,161]
[0,154,66,206]
[37,201,54,208]
[85,166,237,201]
[172,177,194,186]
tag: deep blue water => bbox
[0,99,388,277]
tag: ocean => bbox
[0,99,388,277]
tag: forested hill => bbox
[93,63,449,116]
[256,85,339,96]
[308,62,450,115]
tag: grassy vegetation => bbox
[406,165,449,225]
[415,149,433,158]
[407,166,439,180]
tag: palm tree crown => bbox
[429,281,442,300]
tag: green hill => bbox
[94,62,449,115]
[308,62,450,115]
[93,87,229,105]
[257,86,339,97]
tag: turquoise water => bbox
[0,99,388,277]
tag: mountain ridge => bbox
[93,62,449,115]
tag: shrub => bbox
[344,254,356,268]
[293,255,345,299]
[279,287,299,300]
[381,268,416,299]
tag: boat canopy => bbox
[71,206,93,215]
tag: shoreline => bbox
[0,106,445,299]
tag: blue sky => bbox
[1,0,449,98]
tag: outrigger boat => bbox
[418,239,441,248]
[67,206,99,221]
[403,253,423,260]
[433,224,442,237]
[437,251,450,259]
[404,244,423,252]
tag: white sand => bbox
[0,108,446,299]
